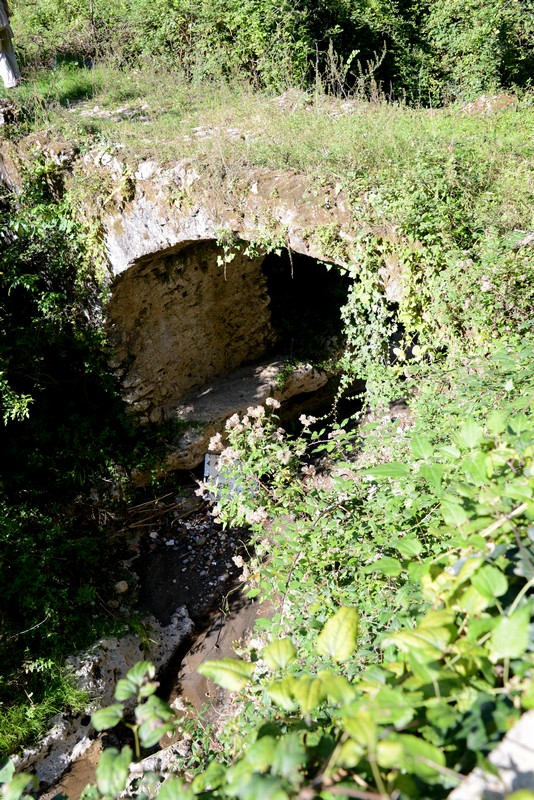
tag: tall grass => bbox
[0,667,88,757]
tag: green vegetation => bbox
[0,153,175,756]
[0,153,126,753]
[0,0,534,795]
[0,665,88,757]
[7,340,531,799]
[9,0,534,102]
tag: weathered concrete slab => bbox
[449,710,534,800]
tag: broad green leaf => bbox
[267,677,298,711]
[521,681,534,710]
[114,678,137,701]
[419,463,445,493]
[487,410,508,434]
[440,498,468,526]
[503,479,533,501]
[426,703,459,731]
[255,618,273,631]
[378,734,445,779]
[244,736,277,772]
[407,649,442,682]
[418,610,455,629]
[456,585,489,615]
[271,733,306,779]
[386,625,451,658]
[364,462,411,479]
[158,776,194,799]
[458,418,484,450]
[135,694,175,725]
[366,687,415,728]
[489,606,531,661]
[191,762,226,793]
[462,451,488,485]
[376,739,404,769]
[91,703,123,731]
[340,708,376,748]
[471,565,508,601]
[197,658,255,691]
[335,739,365,768]
[401,734,446,779]
[2,774,36,800]
[316,607,358,661]
[363,557,403,577]
[262,638,297,670]
[318,671,355,704]
[96,746,132,797]
[467,616,499,642]
[135,695,176,746]
[394,536,423,559]
[411,435,433,460]
[509,413,530,434]
[227,773,289,800]
[138,681,159,698]
[139,721,175,748]
[126,661,156,688]
[292,676,325,715]
[0,759,15,784]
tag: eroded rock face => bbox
[13,608,193,790]
[107,241,274,422]
[100,159,355,277]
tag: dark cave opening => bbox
[262,249,351,364]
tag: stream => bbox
[42,484,272,799]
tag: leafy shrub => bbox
[0,156,136,747]
[424,0,534,98]
[173,342,534,799]
[9,0,534,99]
[4,360,530,797]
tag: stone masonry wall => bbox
[106,241,274,422]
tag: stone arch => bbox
[106,239,350,467]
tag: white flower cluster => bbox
[299,414,317,428]
[226,412,244,432]
[279,448,292,465]
[219,446,240,467]
[328,427,345,439]
[301,463,317,477]
[208,432,224,453]
[232,553,251,582]
[247,405,266,418]
[244,506,269,526]
[265,397,281,409]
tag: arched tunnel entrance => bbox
[106,239,351,432]
[262,249,350,365]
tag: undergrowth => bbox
[0,5,533,792]
[0,665,88,758]
[9,336,530,800]
[0,153,183,757]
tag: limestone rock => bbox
[13,608,193,790]
[448,710,534,800]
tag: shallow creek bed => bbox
[28,486,271,799]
